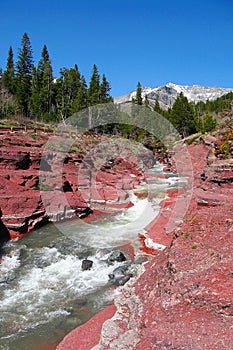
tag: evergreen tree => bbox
[30,45,54,119]
[87,64,100,105]
[72,74,87,112]
[131,81,143,118]
[15,32,34,116]
[153,99,162,114]
[54,65,85,120]
[42,56,53,115]
[3,46,15,93]
[134,81,143,105]
[30,66,41,117]
[200,113,217,133]
[169,92,196,137]
[41,44,49,63]
[144,94,150,108]
[36,45,51,87]
[99,74,113,103]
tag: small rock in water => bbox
[118,274,133,286]
[108,250,127,264]
[81,259,93,271]
[78,207,93,219]
[108,264,133,286]
[108,266,126,280]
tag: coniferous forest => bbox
[0,32,113,122]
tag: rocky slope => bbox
[114,82,233,110]
[56,132,233,350]
[0,127,154,243]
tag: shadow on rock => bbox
[0,208,11,254]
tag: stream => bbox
[0,164,187,350]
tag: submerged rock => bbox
[0,208,11,246]
[108,264,133,286]
[81,259,93,271]
[118,274,132,286]
[78,207,93,219]
[107,250,127,264]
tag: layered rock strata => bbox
[0,129,151,241]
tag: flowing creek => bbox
[0,164,187,350]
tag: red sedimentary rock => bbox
[0,130,146,241]
[56,305,116,350]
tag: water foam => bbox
[0,247,21,283]
[0,246,121,335]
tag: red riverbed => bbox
[55,138,233,350]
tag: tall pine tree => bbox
[99,74,113,103]
[16,32,34,116]
[3,46,15,94]
[133,82,143,105]
[169,92,196,137]
[87,64,100,106]
[30,44,53,118]
[144,94,150,108]
[30,66,41,118]
[72,74,87,112]
[41,46,53,115]
[131,81,143,118]
[153,99,162,114]
[54,64,86,121]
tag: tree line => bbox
[0,32,113,122]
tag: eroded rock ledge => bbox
[0,129,154,241]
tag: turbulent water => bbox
[0,164,186,350]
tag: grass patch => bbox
[30,133,37,140]
[33,182,54,191]
[186,134,200,145]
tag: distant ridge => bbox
[114,82,233,110]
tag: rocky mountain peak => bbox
[114,82,233,110]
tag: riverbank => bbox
[56,133,233,349]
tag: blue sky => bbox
[1,0,233,96]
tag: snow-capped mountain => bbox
[114,82,233,110]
